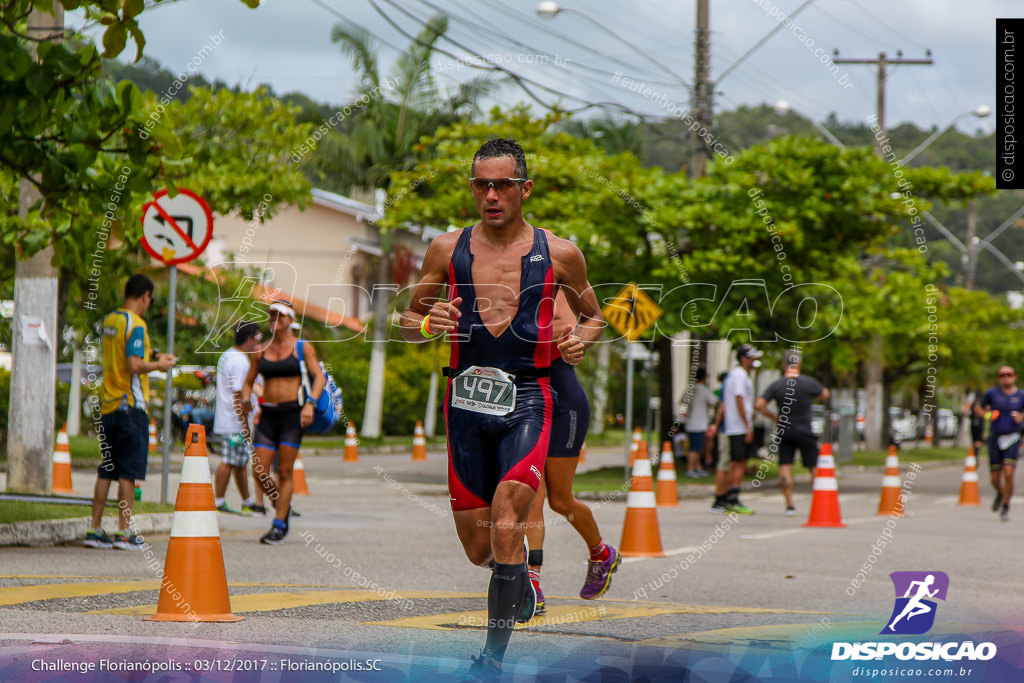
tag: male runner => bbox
[755,350,829,516]
[708,345,761,514]
[976,365,1024,521]
[401,138,603,680]
[524,293,619,616]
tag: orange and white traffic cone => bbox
[146,424,243,622]
[51,424,74,494]
[655,441,679,507]
[149,420,158,453]
[619,452,665,557]
[579,440,586,464]
[924,422,933,444]
[958,448,981,506]
[630,427,643,464]
[292,452,310,495]
[344,421,359,462]
[804,443,845,527]
[412,420,427,461]
[876,445,904,517]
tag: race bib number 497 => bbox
[451,366,516,416]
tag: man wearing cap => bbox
[708,344,761,514]
[213,321,263,515]
[755,350,829,515]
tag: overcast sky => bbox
[82,0,1014,136]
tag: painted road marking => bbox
[0,581,160,606]
[365,599,827,631]
[92,589,481,616]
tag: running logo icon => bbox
[881,571,949,635]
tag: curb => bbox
[0,512,176,548]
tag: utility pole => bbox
[833,50,932,450]
[689,0,711,178]
[833,51,934,153]
[7,3,63,494]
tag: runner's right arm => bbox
[400,233,460,342]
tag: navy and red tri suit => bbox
[444,226,556,511]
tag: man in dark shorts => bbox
[401,138,603,681]
[976,365,1024,521]
[85,274,176,549]
[755,350,830,516]
[708,345,761,514]
[524,294,619,616]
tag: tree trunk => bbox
[863,334,884,451]
[360,254,390,439]
[589,341,611,436]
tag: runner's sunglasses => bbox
[468,177,528,192]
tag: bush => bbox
[0,372,73,456]
[0,368,8,455]
[315,328,444,435]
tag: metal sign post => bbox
[160,266,177,504]
[139,187,213,504]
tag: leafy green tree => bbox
[306,13,496,438]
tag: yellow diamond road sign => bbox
[602,283,663,342]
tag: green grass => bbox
[0,500,175,524]
[846,446,966,467]
[572,445,968,492]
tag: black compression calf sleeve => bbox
[482,562,527,662]
[528,549,543,567]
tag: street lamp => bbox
[535,2,689,89]
[901,106,991,164]
[773,101,845,148]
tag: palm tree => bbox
[311,14,495,438]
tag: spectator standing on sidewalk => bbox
[85,274,176,550]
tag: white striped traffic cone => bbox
[145,424,242,622]
[292,452,310,495]
[344,421,359,462]
[52,424,74,494]
[655,441,679,507]
[619,454,665,557]
[804,443,845,527]
[876,445,904,516]
[148,420,158,453]
[958,448,981,506]
[412,420,427,461]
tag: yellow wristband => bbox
[420,314,434,338]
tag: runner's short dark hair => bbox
[124,274,154,300]
[235,321,261,346]
[473,138,528,179]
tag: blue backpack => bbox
[297,340,343,433]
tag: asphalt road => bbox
[0,446,1022,682]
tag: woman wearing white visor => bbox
[242,300,325,544]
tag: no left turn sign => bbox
[140,188,213,265]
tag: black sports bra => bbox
[258,347,301,380]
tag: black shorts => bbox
[728,433,757,462]
[254,402,303,452]
[445,377,553,511]
[98,407,149,481]
[776,432,820,469]
[549,360,589,458]
[988,433,1021,470]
